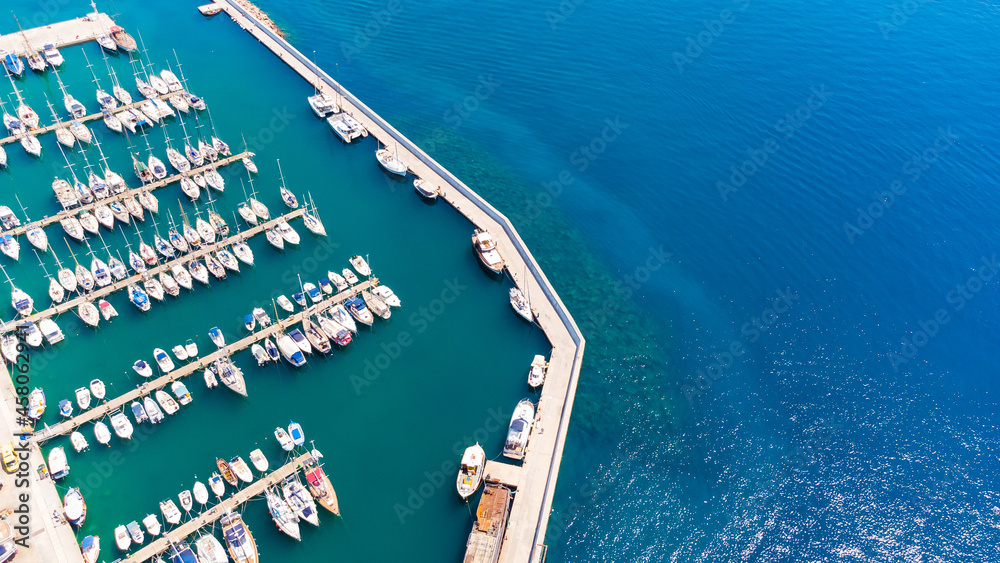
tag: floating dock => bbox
[122,451,314,563]
[0,12,116,55]
[1,150,250,238]
[219,3,586,560]
[32,276,376,444]
[2,207,304,336]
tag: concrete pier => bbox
[219,3,586,560]
[2,207,305,336]
[32,276,376,444]
[122,451,313,563]
[0,13,116,55]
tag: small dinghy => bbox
[133,359,153,377]
[193,481,209,505]
[75,387,92,410]
[249,448,269,472]
[71,431,89,452]
[204,367,218,389]
[275,427,294,451]
[98,299,118,321]
[143,513,161,536]
[94,421,112,445]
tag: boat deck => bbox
[2,206,303,337]
[121,451,314,563]
[464,484,513,563]
[2,151,250,237]
[32,275,376,444]
[220,3,586,561]
[0,89,197,147]
[0,13,116,56]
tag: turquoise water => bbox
[10,0,1000,561]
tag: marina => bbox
[33,275,376,444]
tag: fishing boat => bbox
[159,499,181,525]
[528,355,548,388]
[346,296,374,326]
[133,359,153,377]
[186,339,198,357]
[251,343,268,366]
[264,338,281,362]
[274,427,294,451]
[265,486,301,540]
[342,268,359,285]
[156,389,180,415]
[230,456,253,483]
[373,285,401,307]
[90,378,106,400]
[111,411,134,439]
[413,178,440,199]
[329,303,358,333]
[220,509,259,563]
[75,387,91,410]
[144,396,164,424]
[196,534,229,563]
[281,475,320,526]
[303,319,331,353]
[42,43,64,66]
[303,282,321,303]
[249,198,270,220]
[208,327,225,348]
[318,315,352,346]
[303,454,340,515]
[71,432,88,452]
[510,287,533,321]
[376,144,407,176]
[288,422,305,446]
[94,421,111,445]
[154,348,175,373]
[193,481,209,505]
[249,449,268,472]
[209,473,226,498]
[265,228,284,249]
[142,514,161,536]
[502,399,536,461]
[48,446,70,479]
[128,284,150,312]
[215,357,247,396]
[280,187,298,209]
[473,229,505,274]
[127,521,144,545]
[171,381,193,405]
[81,535,100,563]
[114,525,130,551]
[130,401,148,424]
[276,333,306,367]
[109,26,137,51]
[288,328,311,354]
[277,295,294,312]
[362,290,391,319]
[329,271,348,291]
[58,399,73,418]
[232,239,254,265]
[178,490,193,512]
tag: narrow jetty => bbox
[122,452,314,563]
[0,12,116,55]
[32,277,376,443]
[0,89,197,147]
[3,151,250,238]
[219,3,586,560]
[3,207,305,335]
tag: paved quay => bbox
[218,2,586,560]
[0,12,115,55]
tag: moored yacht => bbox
[502,399,536,461]
[220,509,259,563]
[473,228,505,274]
[265,486,301,540]
[457,443,486,498]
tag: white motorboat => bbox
[249,449,268,472]
[48,446,70,479]
[230,456,253,483]
[251,343,268,366]
[90,378,106,400]
[126,521,144,545]
[133,359,153,377]
[110,411,133,439]
[276,295,294,312]
[64,95,87,118]
[153,348,175,373]
[276,333,306,367]
[249,198,270,220]
[373,285,401,307]
[510,287,533,321]
[456,443,486,499]
[528,355,548,388]
[209,473,226,498]
[186,339,199,357]
[75,387,91,410]
[193,481,209,505]
[349,255,371,276]
[171,381,192,405]
[342,268,359,285]
[209,327,225,348]
[328,271,348,291]
[288,328,311,354]
[94,421,112,445]
[142,514,161,536]
[288,421,305,446]
[195,534,229,563]
[161,69,182,91]
[27,387,45,419]
[114,525,130,551]
[159,499,181,525]
[329,303,358,333]
[71,431,89,452]
[502,399,536,461]
[11,285,33,316]
[42,43,63,66]
[172,344,189,361]
[156,390,180,415]
[131,401,148,424]
[144,396,164,424]
[413,178,439,199]
[473,229,505,274]
[179,490,193,512]
[274,427,294,451]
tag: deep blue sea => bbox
[10,0,1000,560]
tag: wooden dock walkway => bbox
[123,452,313,563]
[32,276,375,443]
[3,151,249,238]
[0,88,198,147]
[219,4,587,561]
[3,207,304,335]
